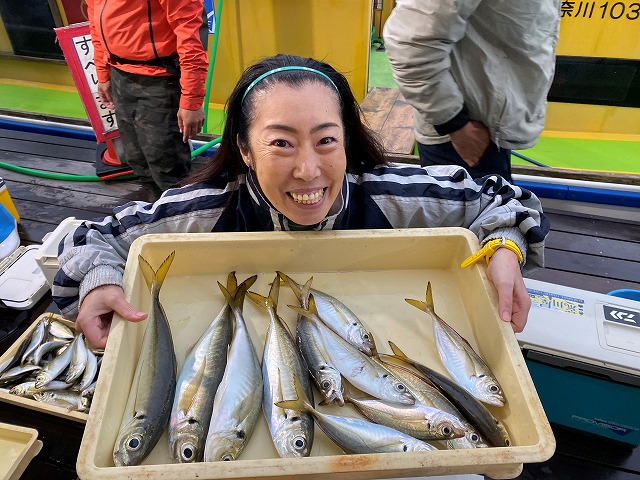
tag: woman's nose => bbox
[293,149,321,180]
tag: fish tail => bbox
[277,272,313,306]
[219,275,257,311]
[226,272,238,297]
[287,293,319,320]
[246,273,280,312]
[138,251,175,292]
[387,341,409,360]
[274,376,312,413]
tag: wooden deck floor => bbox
[1,123,639,479]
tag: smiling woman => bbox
[51,53,550,349]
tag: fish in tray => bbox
[0,314,102,412]
[203,275,263,462]
[278,272,374,356]
[277,377,436,454]
[289,294,415,406]
[247,274,315,458]
[342,382,467,442]
[296,312,345,407]
[168,273,254,463]
[382,342,511,448]
[113,252,178,467]
[405,282,506,407]
[380,359,489,449]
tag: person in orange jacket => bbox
[86,0,209,201]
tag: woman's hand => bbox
[486,248,531,333]
[75,285,147,349]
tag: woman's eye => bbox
[273,139,289,148]
[318,137,335,145]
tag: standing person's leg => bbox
[418,141,512,182]
[110,68,162,200]
[133,74,192,193]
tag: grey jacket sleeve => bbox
[383,0,481,127]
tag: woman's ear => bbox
[237,134,252,167]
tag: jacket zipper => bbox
[99,0,111,56]
[147,0,159,59]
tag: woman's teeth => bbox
[291,190,323,205]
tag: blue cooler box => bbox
[517,279,640,446]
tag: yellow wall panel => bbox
[210,0,373,105]
[545,102,640,140]
[557,3,640,59]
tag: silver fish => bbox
[247,275,314,458]
[47,319,76,340]
[203,277,263,462]
[10,380,71,397]
[33,339,70,366]
[290,295,415,406]
[344,386,466,441]
[279,272,373,355]
[113,252,177,467]
[381,361,488,449]
[277,378,436,454]
[76,346,98,392]
[297,315,344,406]
[287,275,344,406]
[21,317,47,364]
[65,334,88,384]
[168,273,251,463]
[35,344,73,390]
[384,341,511,448]
[406,282,506,407]
[33,390,90,411]
[0,364,42,386]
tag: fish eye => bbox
[442,426,451,435]
[222,454,234,461]
[293,436,307,451]
[505,439,511,447]
[395,383,405,392]
[403,445,408,452]
[321,380,331,389]
[489,384,499,393]
[469,433,479,443]
[127,434,143,451]
[363,333,369,339]
[237,430,245,439]
[181,444,195,461]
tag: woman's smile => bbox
[289,188,326,205]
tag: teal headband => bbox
[241,66,340,102]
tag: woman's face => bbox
[238,82,346,226]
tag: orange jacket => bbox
[86,0,209,110]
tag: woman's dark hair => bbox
[187,54,386,184]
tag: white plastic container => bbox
[34,216,84,287]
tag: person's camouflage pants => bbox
[111,68,191,200]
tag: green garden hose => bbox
[203,0,224,133]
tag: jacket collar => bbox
[245,167,348,231]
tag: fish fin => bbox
[154,251,176,290]
[246,291,269,311]
[369,332,380,358]
[226,272,238,297]
[387,341,409,360]
[274,376,311,413]
[177,357,206,414]
[405,298,430,314]
[287,293,320,320]
[221,275,257,312]
[277,272,302,303]
[138,251,175,292]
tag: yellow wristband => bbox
[460,238,524,268]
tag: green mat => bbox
[0,82,226,136]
